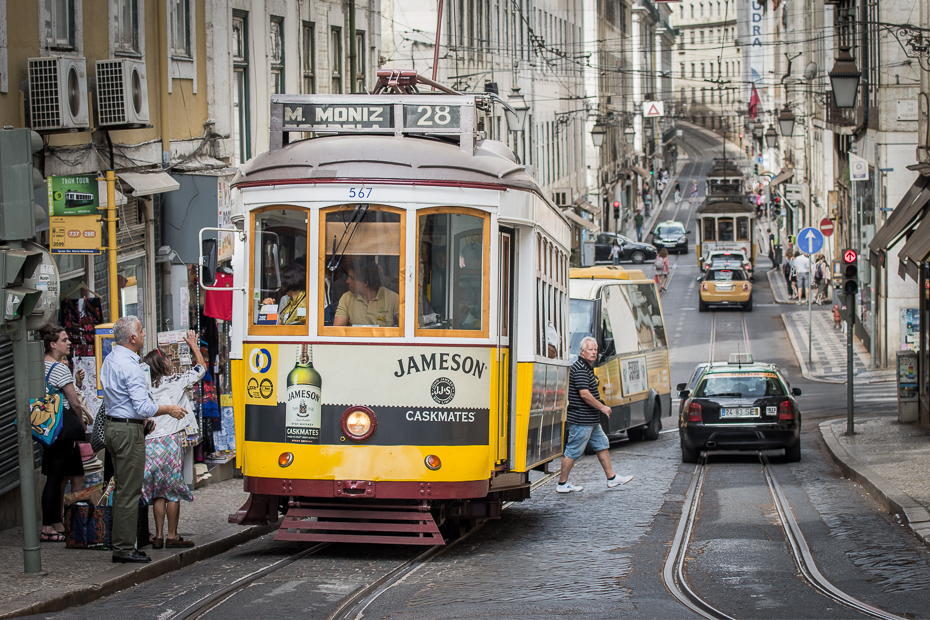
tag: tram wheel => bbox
[631,251,646,264]
[642,402,662,441]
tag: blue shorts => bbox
[564,422,610,460]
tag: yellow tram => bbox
[219,75,572,544]
[696,159,756,268]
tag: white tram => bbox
[217,74,575,544]
[696,159,756,267]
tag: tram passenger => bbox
[334,259,400,327]
[275,264,308,325]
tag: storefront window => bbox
[718,218,734,241]
[321,205,403,334]
[416,210,486,335]
[251,207,309,328]
[702,218,716,242]
[118,259,143,318]
[736,217,750,241]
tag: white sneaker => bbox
[607,474,634,488]
[556,482,583,493]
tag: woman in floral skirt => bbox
[140,330,206,548]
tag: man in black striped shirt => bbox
[556,337,633,493]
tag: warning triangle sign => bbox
[647,104,660,116]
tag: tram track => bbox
[172,471,561,620]
[664,452,907,620]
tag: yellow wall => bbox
[1,1,210,149]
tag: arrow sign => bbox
[798,227,824,255]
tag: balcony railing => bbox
[825,91,865,129]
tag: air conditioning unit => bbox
[27,56,90,131]
[95,59,149,126]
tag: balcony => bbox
[825,92,865,133]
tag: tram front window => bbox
[737,217,750,241]
[703,218,716,241]
[718,218,734,241]
[417,211,486,333]
[322,205,402,330]
[252,208,309,327]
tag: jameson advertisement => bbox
[48,175,99,216]
[243,344,492,446]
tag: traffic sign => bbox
[643,101,665,117]
[820,217,834,236]
[798,227,824,255]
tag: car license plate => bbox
[721,407,759,418]
[717,285,733,291]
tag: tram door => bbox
[496,230,514,465]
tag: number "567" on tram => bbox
[209,72,575,544]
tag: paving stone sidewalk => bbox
[820,417,930,547]
[0,477,275,619]
[781,309,894,384]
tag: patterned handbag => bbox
[27,364,66,447]
[64,503,111,549]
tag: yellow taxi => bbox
[699,267,753,312]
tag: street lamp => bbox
[505,86,529,132]
[752,121,763,139]
[591,122,607,147]
[765,124,778,147]
[778,105,796,137]
[829,47,861,109]
[624,127,635,144]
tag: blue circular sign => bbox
[798,227,824,255]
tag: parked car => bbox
[678,356,802,463]
[594,233,657,264]
[649,220,690,254]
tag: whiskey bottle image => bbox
[285,344,322,442]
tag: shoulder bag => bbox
[90,402,107,452]
[26,364,65,447]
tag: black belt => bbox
[106,416,144,425]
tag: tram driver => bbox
[333,258,400,327]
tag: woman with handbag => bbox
[38,324,92,542]
[140,330,206,548]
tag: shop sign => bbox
[47,175,100,216]
[50,215,102,254]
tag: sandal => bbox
[40,531,65,542]
[152,537,164,549]
[165,536,195,548]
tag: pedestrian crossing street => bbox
[851,381,896,405]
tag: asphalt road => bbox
[29,127,930,620]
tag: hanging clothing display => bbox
[60,298,103,357]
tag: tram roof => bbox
[696,198,755,215]
[231,135,544,195]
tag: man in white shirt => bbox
[794,253,811,303]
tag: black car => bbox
[649,220,690,254]
[677,357,802,463]
[594,233,657,264]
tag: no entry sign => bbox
[820,218,835,237]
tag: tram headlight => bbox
[425,454,442,470]
[341,406,376,440]
[278,452,294,467]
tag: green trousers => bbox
[105,420,145,556]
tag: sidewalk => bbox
[0,478,276,619]
[820,418,930,547]
[781,309,894,384]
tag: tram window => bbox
[323,205,402,331]
[569,298,596,359]
[702,219,716,241]
[252,208,309,327]
[416,211,486,334]
[603,284,666,353]
[718,218,734,241]
[736,217,750,241]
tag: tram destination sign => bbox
[281,103,395,130]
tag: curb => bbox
[818,419,930,547]
[0,520,281,619]
[781,313,844,384]
[766,268,792,304]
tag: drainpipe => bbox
[348,0,356,93]
[159,0,170,167]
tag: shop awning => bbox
[631,166,650,179]
[770,170,793,186]
[118,171,180,197]
[97,180,128,207]
[898,215,930,281]
[561,209,598,232]
[868,176,930,259]
[574,200,598,215]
